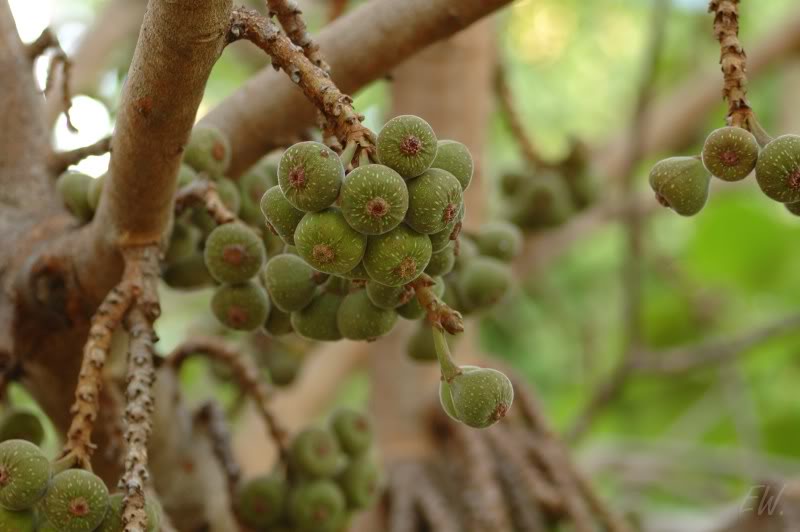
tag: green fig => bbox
[458,257,512,311]
[261,185,306,245]
[376,115,438,179]
[330,409,373,457]
[279,142,343,212]
[338,261,370,281]
[336,290,398,341]
[259,347,302,385]
[430,140,474,191]
[701,126,759,182]
[235,474,287,529]
[340,164,409,235]
[505,175,573,229]
[263,307,294,337]
[439,366,514,429]
[176,163,198,188]
[41,469,109,532]
[239,160,279,225]
[86,174,105,212]
[337,456,379,510]
[405,168,463,235]
[262,254,318,312]
[204,223,266,284]
[291,292,343,341]
[365,281,411,310]
[211,281,271,331]
[453,236,478,272]
[648,156,711,216]
[0,411,43,448]
[0,440,50,511]
[474,221,523,262]
[424,246,455,277]
[56,171,93,222]
[288,480,346,532]
[294,209,366,275]
[162,252,214,289]
[290,427,342,478]
[0,506,35,531]
[184,126,231,178]
[164,221,201,265]
[362,225,432,287]
[755,135,800,203]
[96,492,160,532]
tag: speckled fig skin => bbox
[429,202,464,252]
[290,427,343,478]
[336,290,398,341]
[363,225,432,287]
[458,257,512,312]
[211,281,271,331]
[96,493,161,532]
[0,410,44,446]
[330,409,373,457]
[204,223,265,284]
[648,156,711,216]
[397,276,444,320]
[405,168,464,235]
[338,261,370,281]
[0,440,50,511]
[340,164,409,235]
[184,126,231,178]
[377,115,438,179]
[279,141,343,212]
[41,469,109,532]
[288,480,346,532]
[337,456,379,509]
[263,255,317,312]
[57,171,94,222]
[294,209,367,275]
[474,221,523,263]
[440,366,514,429]
[430,140,474,191]
[755,135,800,203]
[290,292,344,341]
[425,245,455,277]
[701,126,760,182]
[234,474,287,529]
[365,281,410,310]
[0,506,35,531]
[261,185,306,245]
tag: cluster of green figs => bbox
[649,127,800,216]
[236,408,378,532]
[0,409,160,532]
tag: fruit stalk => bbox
[266,0,330,73]
[431,326,461,383]
[174,179,237,226]
[411,274,464,335]
[709,0,753,128]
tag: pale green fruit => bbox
[0,440,50,511]
[203,223,266,284]
[424,246,455,277]
[338,261,370,281]
[405,168,463,235]
[288,480,346,532]
[164,221,201,265]
[291,292,344,341]
[362,225,432,287]
[262,254,317,312]
[407,323,456,363]
[0,506,35,532]
[701,126,759,182]
[365,281,410,310]
[430,140,474,190]
[474,221,523,262]
[211,281,271,331]
[648,157,711,216]
[162,252,214,289]
[340,164,408,235]
[755,135,800,203]
[440,366,514,429]
[505,175,573,229]
[261,185,306,245]
[176,163,198,188]
[294,209,367,275]
[239,159,279,225]
[86,175,105,212]
[336,290,398,341]
[56,171,93,222]
[184,126,231,178]
[41,469,109,532]
[279,142,343,212]
[330,409,373,457]
[290,428,342,478]
[234,474,287,529]
[337,457,379,510]
[0,410,44,446]
[377,115,438,178]
[458,257,512,311]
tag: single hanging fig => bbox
[0,440,50,511]
[439,366,514,429]
[41,469,109,532]
[330,409,373,457]
[294,209,367,275]
[211,281,271,331]
[377,115,438,179]
[290,427,343,478]
[340,164,409,235]
[0,410,44,446]
[262,254,318,312]
[260,185,306,245]
[755,134,800,203]
[235,473,287,529]
[279,141,343,212]
[405,168,464,235]
[648,156,711,216]
[204,222,266,284]
[362,224,432,287]
[288,480,346,532]
[184,126,231,178]
[337,456,380,509]
[430,140,474,191]
[701,126,759,182]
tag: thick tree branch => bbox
[201,0,515,177]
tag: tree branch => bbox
[48,135,112,175]
[201,0,515,177]
[174,179,236,225]
[709,0,752,128]
[266,0,329,72]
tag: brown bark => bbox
[200,0,513,177]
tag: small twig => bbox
[266,0,330,73]
[174,180,236,225]
[709,0,753,128]
[228,7,375,150]
[167,336,289,463]
[48,136,112,174]
[410,275,463,335]
[26,27,57,60]
[195,401,241,500]
[37,32,77,133]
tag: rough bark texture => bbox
[201,0,513,177]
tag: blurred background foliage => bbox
[9,0,800,519]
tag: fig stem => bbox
[358,148,371,168]
[746,115,774,148]
[432,326,460,382]
[340,140,358,167]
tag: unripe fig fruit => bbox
[165,221,201,265]
[474,221,523,262]
[184,126,231,178]
[429,202,464,253]
[290,427,342,478]
[163,253,214,289]
[295,209,367,275]
[330,409,373,457]
[56,171,93,222]
[0,440,50,510]
[340,164,409,235]
[701,126,759,181]
[363,225,432,287]
[786,201,800,216]
[648,157,711,216]
[506,175,573,229]
[337,457,379,510]
[204,223,266,284]
[755,135,800,203]
[279,142,343,212]
[291,292,343,341]
[439,366,514,429]
[336,290,398,341]
[377,115,438,178]
[405,168,464,235]
[499,170,528,196]
[261,185,306,245]
[453,236,478,271]
[86,174,105,212]
[216,178,242,216]
[176,163,198,188]
[235,473,287,529]
[458,257,512,311]
[424,246,455,277]
[0,410,44,446]
[0,506,35,531]
[41,469,109,532]
[239,160,279,226]
[211,281,271,331]
[263,255,317,312]
[96,492,160,532]
[365,281,410,310]
[263,307,294,337]
[288,480,346,532]
[397,276,444,320]
[260,347,301,385]
[406,323,456,362]
[339,261,370,281]
[322,275,352,296]
[430,140,474,191]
